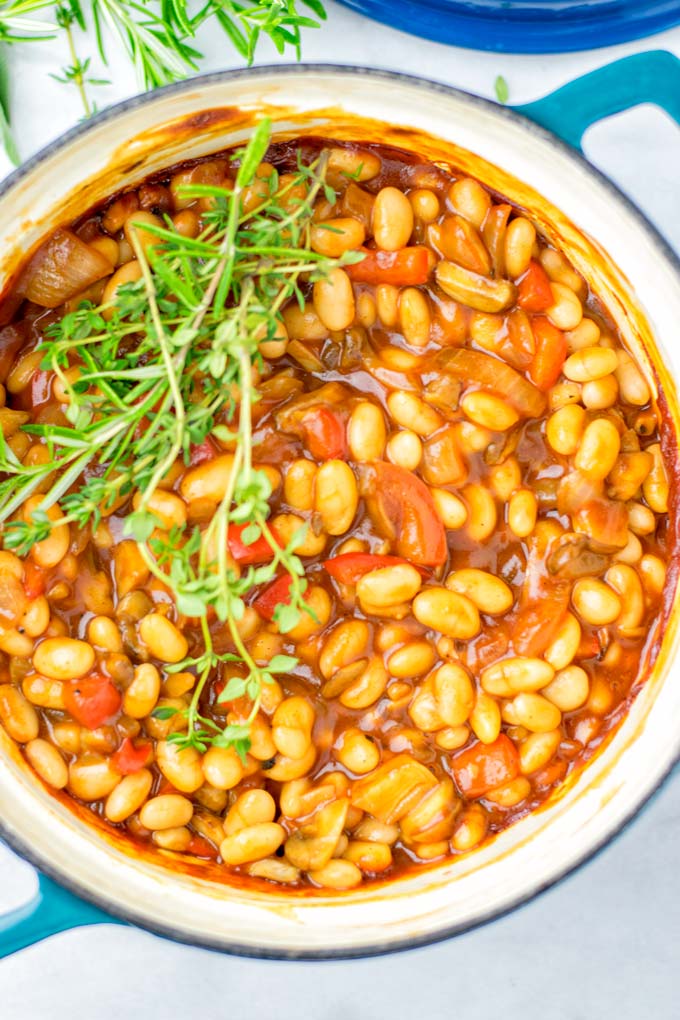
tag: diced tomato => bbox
[300,407,346,460]
[186,835,220,859]
[513,584,571,658]
[189,436,218,465]
[451,735,520,799]
[63,675,122,730]
[517,260,554,311]
[358,462,447,566]
[253,574,294,621]
[23,562,46,599]
[323,552,411,585]
[111,737,152,774]
[228,522,281,565]
[528,317,567,392]
[346,246,430,286]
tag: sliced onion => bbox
[0,570,27,628]
[557,470,602,517]
[0,321,29,382]
[557,471,628,552]
[547,533,610,578]
[436,347,546,418]
[573,499,629,552]
[20,228,112,308]
[274,381,349,433]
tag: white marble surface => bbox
[1,5,680,1015]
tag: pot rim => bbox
[1,62,680,961]
[3,760,678,960]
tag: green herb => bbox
[0,0,56,161]
[52,1,109,116]
[0,0,327,159]
[494,74,509,105]
[0,0,55,42]
[0,120,361,754]
[0,42,17,163]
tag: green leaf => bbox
[273,602,302,634]
[211,424,237,444]
[232,737,251,763]
[151,706,179,720]
[268,654,298,674]
[236,117,271,187]
[239,522,261,545]
[220,723,251,743]
[175,591,209,617]
[303,0,327,18]
[494,74,509,105]
[286,521,309,552]
[123,509,157,542]
[217,676,247,702]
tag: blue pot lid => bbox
[336,1,680,53]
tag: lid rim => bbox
[335,0,680,54]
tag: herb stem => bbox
[63,14,90,116]
[0,121,347,754]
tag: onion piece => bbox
[435,347,546,418]
[557,471,628,552]
[482,202,512,276]
[0,322,29,382]
[274,381,349,433]
[547,533,610,578]
[436,260,516,313]
[19,228,113,308]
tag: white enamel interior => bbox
[1,67,680,957]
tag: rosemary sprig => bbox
[0,0,327,160]
[0,120,361,755]
[0,0,55,42]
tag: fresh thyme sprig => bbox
[52,0,109,116]
[0,119,361,755]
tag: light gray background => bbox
[1,6,680,1016]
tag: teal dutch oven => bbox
[1,51,680,959]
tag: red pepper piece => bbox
[228,522,281,565]
[346,246,430,286]
[451,735,520,799]
[323,552,410,585]
[111,737,152,774]
[253,574,294,621]
[517,259,554,312]
[63,675,122,730]
[528,316,567,392]
[300,407,346,460]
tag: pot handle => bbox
[0,871,122,958]
[514,50,680,150]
